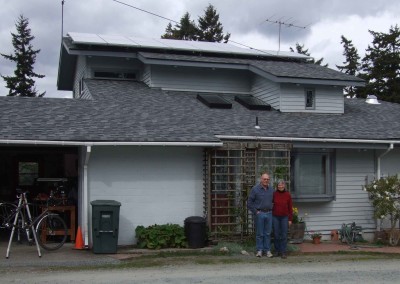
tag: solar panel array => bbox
[67,32,310,59]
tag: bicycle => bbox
[2,188,68,258]
[339,222,363,245]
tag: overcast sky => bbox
[0,0,399,98]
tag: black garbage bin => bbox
[91,200,121,254]
[184,216,206,248]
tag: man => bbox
[247,172,273,257]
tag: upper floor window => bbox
[93,71,136,80]
[305,89,315,109]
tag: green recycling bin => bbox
[91,200,121,254]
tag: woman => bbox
[272,179,293,259]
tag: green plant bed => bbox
[135,223,187,249]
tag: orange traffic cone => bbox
[74,226,85,250]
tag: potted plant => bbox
[311,231,322,244]
[289,206,305,243]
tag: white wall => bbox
[87,146,204,245]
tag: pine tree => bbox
[290,43,328,67]
[359,25,400,103]
[1,15,45,97]
[336,35,361,97]
[161,4,230,43]
[161,23,176,39]
[161,13,198,40]
[197,4,230,43]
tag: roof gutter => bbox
[0,140,223,147]
[215,135,400,145]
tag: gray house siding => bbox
[141,65,152,86]
[251,75,280,109]
[280,84,344,113]
[297,149,376,237]
[149,65,251,93]
[381,148,400,176]
[87,146,204,245]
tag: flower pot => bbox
[289,222,305,244]
[312,236,321,244]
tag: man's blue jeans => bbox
[255,211,272,252]
[273,215,288,253]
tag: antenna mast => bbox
[61,0,65,39]
[263,16,306,52]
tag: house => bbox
[1,32,399,246]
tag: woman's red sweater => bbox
[273,190,293,221]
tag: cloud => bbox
[0,0,399,98]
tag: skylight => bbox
[197,94,232,109]
[234,95,271,110]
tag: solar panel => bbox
[101,35,136,46]
[128,37,169,48]
[197,94,232,109]
[68,32,106,45]
[234,95,271,110]
[67,32,311,60]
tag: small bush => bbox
[135,224,187,249]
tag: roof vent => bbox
[365,95,380,104]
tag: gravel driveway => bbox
[2,256,400,283]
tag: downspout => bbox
[83,145,91,247]
[375,143,393,231]
[377,143,394,179]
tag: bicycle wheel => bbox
[36,214,67,250]
[0,202,17,229]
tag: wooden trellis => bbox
[204,141,291,240]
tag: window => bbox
[291,149,335,201]
[79,77,84,95]
[18,162,39,186]
[93,71,136,80]
[305,89,315,109]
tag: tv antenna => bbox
[262,16,307,52]
[61,0,65,39]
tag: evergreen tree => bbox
[197,4,230,43]
[290,43,328,67]
[1,15,45,97]
[336,35,361,97]
[161,4,230,43]
[161,13,198,40]
[161,22,176,39]
[359,25,400,103]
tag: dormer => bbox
[57,32,364,112]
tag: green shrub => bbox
[135,224,187,249]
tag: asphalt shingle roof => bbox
[0,79,399,143]
[139,52,364,83]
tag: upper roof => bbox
[58,32,364,90]
[1,79,399,145]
